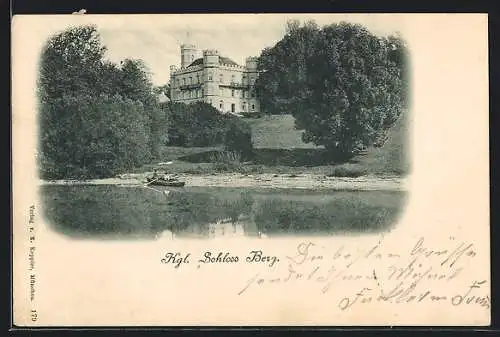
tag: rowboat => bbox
[146,177,186,187]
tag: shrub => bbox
[209,150,242,164]
[237,164,265,175]
[210,151,242,173]
[224,118,254,160]
[164,102,228,147]
[326,165,368,178]
[241,111,262,118]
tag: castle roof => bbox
[187,58,204,67]
[186,56,241,68]
[220,56,240,66]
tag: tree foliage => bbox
[162,101,254,158]
[224,118,254,160]
[163,102,228,147]
[119,59,156,105]
[38,25,160,179]
[38,25,108,101]
[255,20,409,160]
[39,94,151,179]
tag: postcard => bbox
[12,13,490,326]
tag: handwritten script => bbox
[158,236,489,312]
[235,236,489,311]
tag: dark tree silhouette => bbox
[255,20,409,161]
[38,25,158,179]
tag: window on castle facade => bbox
[219,101,224,110]
[231,74,235,83]
[251,104,255,110]
[208,72,213,81]
[183,78,186,85]
[220,74,224,83]
[242,102,246,111]
[231,90,235,97]
[251,91,255,98]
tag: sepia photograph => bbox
[37,15,409,240]
[12,13,489,326]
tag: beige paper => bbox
[12,13,490,326]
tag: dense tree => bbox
[39,94,151,179]
[255,20,409,160]
[38,25,157,179]
[224,118,254,160]
[38,25,108,101]
[117,58,163,158]
[162,101,254,158]
[119,59,156,105]
[164,102,228,147]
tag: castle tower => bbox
[245,56,258,72]
[203,49,220,67]
[203,50,220,106]
[245,56,260,113]
[169,65,178,100]
[245,56,259,86]
[181,43,197,68]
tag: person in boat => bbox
[152,169,161,181]
[163,170,174,181]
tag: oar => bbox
[144,176,162,186]
[143,176,175,195]
[144,161,175,186]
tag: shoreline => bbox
[39,172,408,191]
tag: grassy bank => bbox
[131,114,408,178]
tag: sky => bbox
[30,14,407,86]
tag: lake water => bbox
[40,185,407,240]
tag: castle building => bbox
[169,42,261,114]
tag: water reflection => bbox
[156,215,259,240]
[40,185,406,240]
